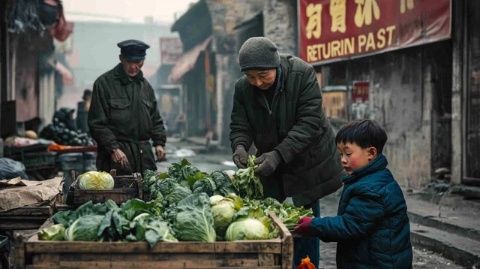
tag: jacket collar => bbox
[114,63,144,85]
[342,154,388,184]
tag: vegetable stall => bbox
[18,158,312,269]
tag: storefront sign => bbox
[298,0,451,65]
[352,80,369,102]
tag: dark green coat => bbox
[230,55,344,206]
[88,64,166,174]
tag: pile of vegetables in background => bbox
[39,108,94,146]
[38,158,312,246]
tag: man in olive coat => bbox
[88,39,166,175]
[230,37,344,267]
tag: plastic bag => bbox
[0,158,28,179]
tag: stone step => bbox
[410,223,480,268]
[406,194,480,241]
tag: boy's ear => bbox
[368,147,378,161]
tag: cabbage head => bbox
[78,171,114,190]
[65,215,104,241]
[165,184,192,205]
[209,195,236,237]
[38,224,65,240]
[225,218,269,241]
[173,193,216,242]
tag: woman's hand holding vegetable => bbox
[233,145,248,168]
[254,150,281,177]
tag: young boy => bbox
[294,119,412,269]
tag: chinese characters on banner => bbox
[298,0,451,65]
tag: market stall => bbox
[14,158,310,268]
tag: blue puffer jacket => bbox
[310,154,412,269]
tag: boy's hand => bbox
[293,216,316,236]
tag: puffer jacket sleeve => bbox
[229,82,253,151]
[88,79,120,152]
[309,189,384,242]
[274,65,325,163]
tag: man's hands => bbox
[254,150,282,177]
[233,145,248,168]
[111,148,130,169]
[155,145,166,162]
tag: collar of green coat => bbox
[342,154,388,184]
[114,63,144,85]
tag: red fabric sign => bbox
[298,0,451,65]
[352,81,369,102]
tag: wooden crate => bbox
[21,213,293,269]
[66,170,143,207]
[0,205,53,231]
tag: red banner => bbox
[298,0,451,65]
[352,81,369,102]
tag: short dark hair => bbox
[335,119,388,153]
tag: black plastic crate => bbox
[7,151,57,170]
[57,153,84,172]
[21,152,57,170]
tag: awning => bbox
[168,36,212,83]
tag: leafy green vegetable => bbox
[38,224,65,240]
[257,197,313,230]
[192,177,217,196]
[121,199,161,220]
[233,155,263,199]
[172,193,216,242]
[65,215,104,241]
[165,184,192,206]
[53,200,118,226]
[143,219,178,246]
[49,199,176,246]
[167,159,208,187]
[210,171,236,196]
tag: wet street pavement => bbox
[159,139,463,269]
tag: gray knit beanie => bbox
[238,37,280,71]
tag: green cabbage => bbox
[209,195,236,237]
[165,184,192,205]
[225,218,269,241]
[192,177,217,196]
[38,224,65,240]
[64,215,104,241]
[78,171,114,190]
[172,193,216,242]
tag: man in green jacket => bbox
[230,37,344,267]
[88,39,166,175]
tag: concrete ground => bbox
[161,137,469,268]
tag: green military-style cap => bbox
[117,39,150,61]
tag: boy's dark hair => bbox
[335,120,388,153]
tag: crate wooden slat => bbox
[0,205,53,230]
[21,213,293,269]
